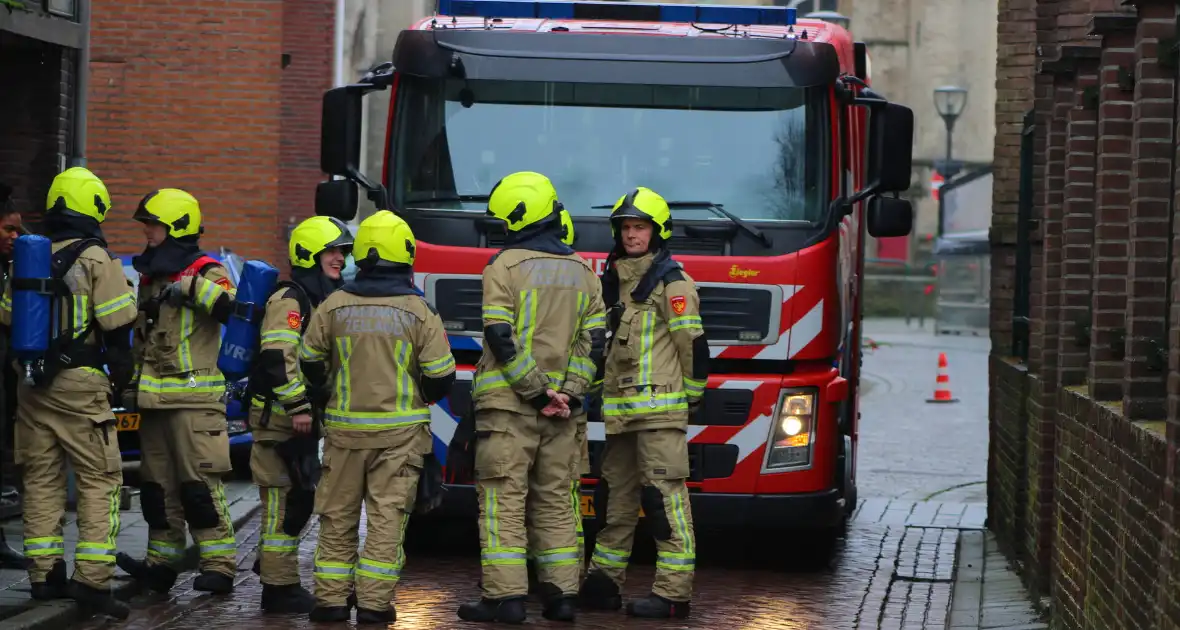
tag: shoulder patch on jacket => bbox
[669,295,687,315]
[215,277,231,290]
[286,310,302,330]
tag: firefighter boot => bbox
[116,552,178,594]
[261,583,316,614]
[536,582,576,622]
[457,596,527,624]
[68,580,131,621]
[577,570,622,611]
[355,606,396,625]
[309,605,351,623]
[193,571,234,594]
[30,560,68,600]
[626,593,691,619]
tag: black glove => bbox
[161,281,187,308]
[446,412,476,483]
[117,388,139,414]
[275,437,322,491]
[414,453,447,515]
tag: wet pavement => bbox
[74,498,983,630]
[19,319,1044,629]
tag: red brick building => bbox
[87,0,336,266]
[988,0,1179,627]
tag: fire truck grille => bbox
[432,278,775,344]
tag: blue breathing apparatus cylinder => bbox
[11,235,54,386]
[217,259,279,383]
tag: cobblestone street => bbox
[6,320,1043,629]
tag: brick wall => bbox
[989,0,1180,628]
[0,31,75,229]
[280,0,336,269]
[87,0,334,267]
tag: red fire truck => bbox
[314,0,914,548]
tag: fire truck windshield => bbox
[390,77,826,224]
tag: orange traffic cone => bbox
[926,352,959,404]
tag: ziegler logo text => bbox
[729,265,760,280]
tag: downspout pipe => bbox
[71,0,91,168]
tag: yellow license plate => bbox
[580,494,644,518]
[116,413,141,432]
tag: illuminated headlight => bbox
[226,419,249,435]
[763,390,816,471]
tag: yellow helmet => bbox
[487,171,561,233]
[610,187,672,241]
[133,188,202,238]
[558,207,575,247]
[46,167,112,223]
[353,210,416,266]
[289,216,354,269]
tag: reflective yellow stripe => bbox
[138,374,225,395]
[668,315,703,332]
[95,292,135,318]
[261,329,301,345]
[482,305,513,323]
[420,353,456,377]
[24,536,65,557]
[76,541,116,563]
[199,537,236,558]
[582,313,605,329]
[72,295,89,336]
[178,306,194,372]
[299,340,327,361]
[356,556,402,581]
[274,378,306,403]
[637,310,655,385]
[323,408,430,430]
[592,544,630,568]
[195,278,224,311]
[334,337,353,412]
[148,540,184,560]
[603,391,688,416]
[683,377,706,397]
[313,548,355,580]
[394,340,414,410]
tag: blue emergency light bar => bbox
[436,0,798,26]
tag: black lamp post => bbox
[933,85,968,180]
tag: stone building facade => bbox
[987,1,1179,628]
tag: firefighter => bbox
[299,210,455,625]
[115,188,239,596]
[0,168,135,619]
[578,187,708,619]
[458,172,605,625]
[527,206,592,585]
[248,216,353,614]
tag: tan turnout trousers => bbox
[589,427,695,602]
[15,373,123,589]
[138,408,236,577]
[312,426,429,611]
[250,438,301,585]
[476,409,579,599]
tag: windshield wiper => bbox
[592,200,772,248]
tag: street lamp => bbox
[933,85,968,179]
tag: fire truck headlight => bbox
[763,390,816,472]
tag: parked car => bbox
[114,249,253,476]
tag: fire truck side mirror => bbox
[867,103,915,194]
[315,179,358,222]
[321,86,364,177]
[866,196,913,238]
